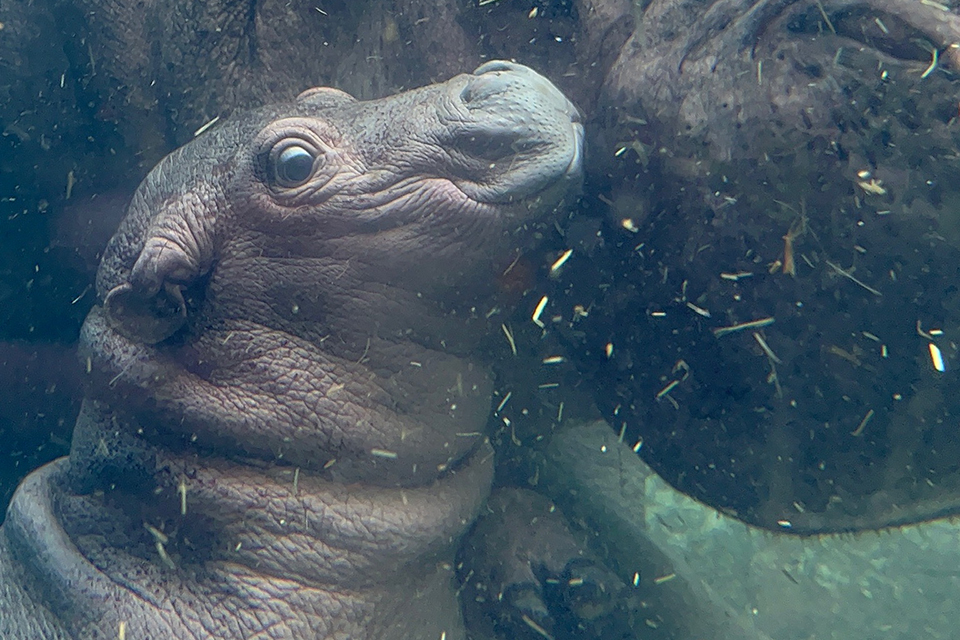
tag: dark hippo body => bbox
[0,61,584,639]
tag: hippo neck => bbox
[7,424,492,639]
[203,241,506,364]
[77,304,494,488]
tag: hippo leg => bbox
[458,488,634,640]
[677,0,960,71]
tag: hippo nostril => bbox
[460,85,474,104]
[453,130,528,163]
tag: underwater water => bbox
[2,0,960,638]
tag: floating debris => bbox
[713,317,775,338]
[532,295,548,328]
[851,408,875,437]
[501,323,517,356]
[825,261,882,296]
[814,0,835,33]
[178,477,187,515]
[672,360,690,379]
[193,115,221,137]
[65,170,76,200]
[686,301,711,318]
[549,249,573,274]
[928,343,946,372]
[144,523,168,545]
[496,391,512,414]
[827,344,861,367]
[520,614,552,639]
[656,380,679,399]
[857,178,887,195]
[921,48,939,79]
[753,332,782,364]
[784,225,802,276]
[145,523,176,569]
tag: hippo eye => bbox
[272,144,316,187]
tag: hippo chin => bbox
[0,61,583,640]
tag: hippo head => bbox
[99,60,582,345]
[0,62,581,639]
[78,60,582,487]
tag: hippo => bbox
[6,2,960,635]
[557,0,960,531]
[0,61,614,640]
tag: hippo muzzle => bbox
[0,62,582,640]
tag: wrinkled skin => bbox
[5,1,960,635]
[0,61,586,639]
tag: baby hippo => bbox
[0,62,592,639]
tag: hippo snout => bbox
[446,61,584,203]
[462,60,583,132]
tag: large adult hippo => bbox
[0,61,593,639]
[556,0,960,531]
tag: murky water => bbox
[3,1,960,638]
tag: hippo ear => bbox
[104,281,187,345]
[102,233,204,344]
[296,86,357,108]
